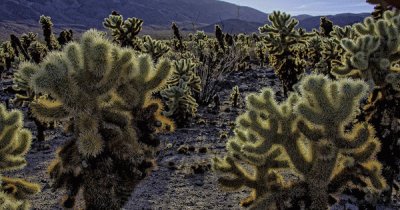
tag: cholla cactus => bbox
[215,25,225,51]
[259,11,311,96]
[10,35,30,61]
[314,38,340,78]
[103,11,143,48]
[57,29,73,47]
[27,41,48,64]
[0,104,40,210]
[230,85,242,108]
[332,10,400,203]
[20,32,37,51]
[161,79,198,127]
[213,75,386,209]
[142,35,170,62]
[168,58,201,95]
[0,41,15,72]
[171,22,184,51]
[24,29,172,209]
[367,0,400,9]
[255,41,267,67]
[194,31,208,42]
[319,17,334,37]
[39,15,60,51]
[333,11,400,86]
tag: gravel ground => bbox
[1,67,398,210]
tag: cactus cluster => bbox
[16,30,173,209]
[259,11,312,96]
[103,11,143,49]
[161,59,200,126]
[39,15,60,51]
[213,75,386,209]
[0,104,40,210]
[332,10,400,202]
[142,35,170,62]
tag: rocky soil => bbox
[0,67,398,210]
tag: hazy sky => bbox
[223,0,374,15]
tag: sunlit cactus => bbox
[314,38,340,78]
[0,104,40,210]
[142,35,170,62]
[214,74,386,209]
[194,31,208,42]
[22,29,172,209]
[259,11,311,96]
[0,41,15,72]
[168,58,201,95]
[103,11,143,49]
[333,11,400,86]
[332,10,400,203]
[20,32,37,51]
[161,79,198,127]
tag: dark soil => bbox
[1,68,398,210]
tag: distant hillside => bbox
[0,0,266,28]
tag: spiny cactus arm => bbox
[142,36,170,61]
[0,191,30,210]
[334,123,376,149]
[30,99,69,123]
[297,120,324,142]
[332,36,381,78]
[240,90,310,173]
[1,177,41,199]
[31,52,72,101]
[124,17,143,38]
[143,58,172,91]
[13,62,39,92]
[329,160,386,193]
[353,17,376,35]
[0,104,39,209]
[0,106,33,171]
[328,136,384,192]
[259,11,299,35]
[119,55,171,110]
[95,48,134,93]
[331,58,358,77]
[296,76,367,126]
[238,113,279,154]
[213,156,258,190]
[103,14,123,30]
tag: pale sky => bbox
[222,0,374,15]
